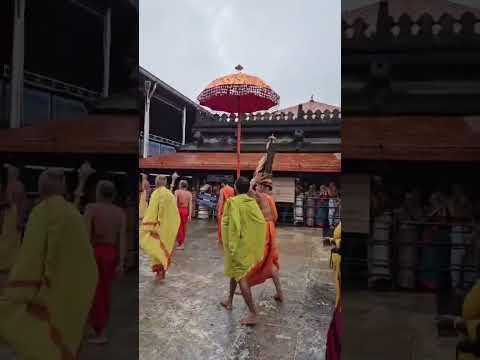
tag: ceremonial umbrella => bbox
[197,65,280,178]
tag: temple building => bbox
[139,67,210,156]
[342,0,480,114]
[1,0,138,128]
[139,96,341,225]
[341,1,480,292]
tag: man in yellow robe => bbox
[140,175,180,281]
[455,280,480,359]
[0,168,98,360]
[220,177,266,326]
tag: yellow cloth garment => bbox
[462,280,480,343]
[0,195,98,360]
[140,186,180,272]
[139,190,148,220]
[331,223,341,308]
[0,204,20,272]
[222,194,266,281]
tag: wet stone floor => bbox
[139,220,335,360]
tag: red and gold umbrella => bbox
[198,65,280,178]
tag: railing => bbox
[3,65,101,100]
[139,133,179,157]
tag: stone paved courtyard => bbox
[139,220,335,360]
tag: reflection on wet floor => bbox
[139,220,335,360]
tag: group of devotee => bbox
[369,181,479,292]
[0,162,129,359]
[295,181,340,236]
[139,136,284,326]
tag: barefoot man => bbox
[84,180,126,344]
[220,176,266,326]
[175,180,193,250]
[140,175,180,281]
[217,181,235,244]
[0,168,98,360]
[247,180,284,302]
[244,135,283,301]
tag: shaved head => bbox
[38,168,66,198]
[155,175,167,188]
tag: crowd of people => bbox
[294,181,341,237]
[0,162,131,358]
[139,138,343,359]
[139,138,284,325]
[369,180,480,292]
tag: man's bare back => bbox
[175,190,192,208]
[249,191,274,222]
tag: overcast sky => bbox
[140,0,342,110]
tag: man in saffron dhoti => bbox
[140,175,180,281]
[0,168,98,360]
[220,177,266,326]
[245,135,283,301]
[174,180,193,250]
[84,180,126,344]
[217,181,235,244]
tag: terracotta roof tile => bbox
[0,115,137,154]
[139,152,341,173]
[342,117,480,162]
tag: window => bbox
[22,87,51,127]
[52,95,87,121]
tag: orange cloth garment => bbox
[246,193,280,287]
[217,185,235,244]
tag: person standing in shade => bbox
[220,177,266,326]
[175,180,193,250]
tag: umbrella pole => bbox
[236,116,241,178]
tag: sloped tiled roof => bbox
[342,117,480,162]
[140,152,341,173]
[0,115,137,154]
[273,99,340,118]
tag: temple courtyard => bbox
[139,220,335,360]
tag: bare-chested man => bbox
[244,179,283,301]
[84,180,126,344]
[175,180,193,250]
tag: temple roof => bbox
[0,115,137,154]
[273,98,340,118]
[343,0,480,34]
[342,116,480,162]
[139,152,341,173]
